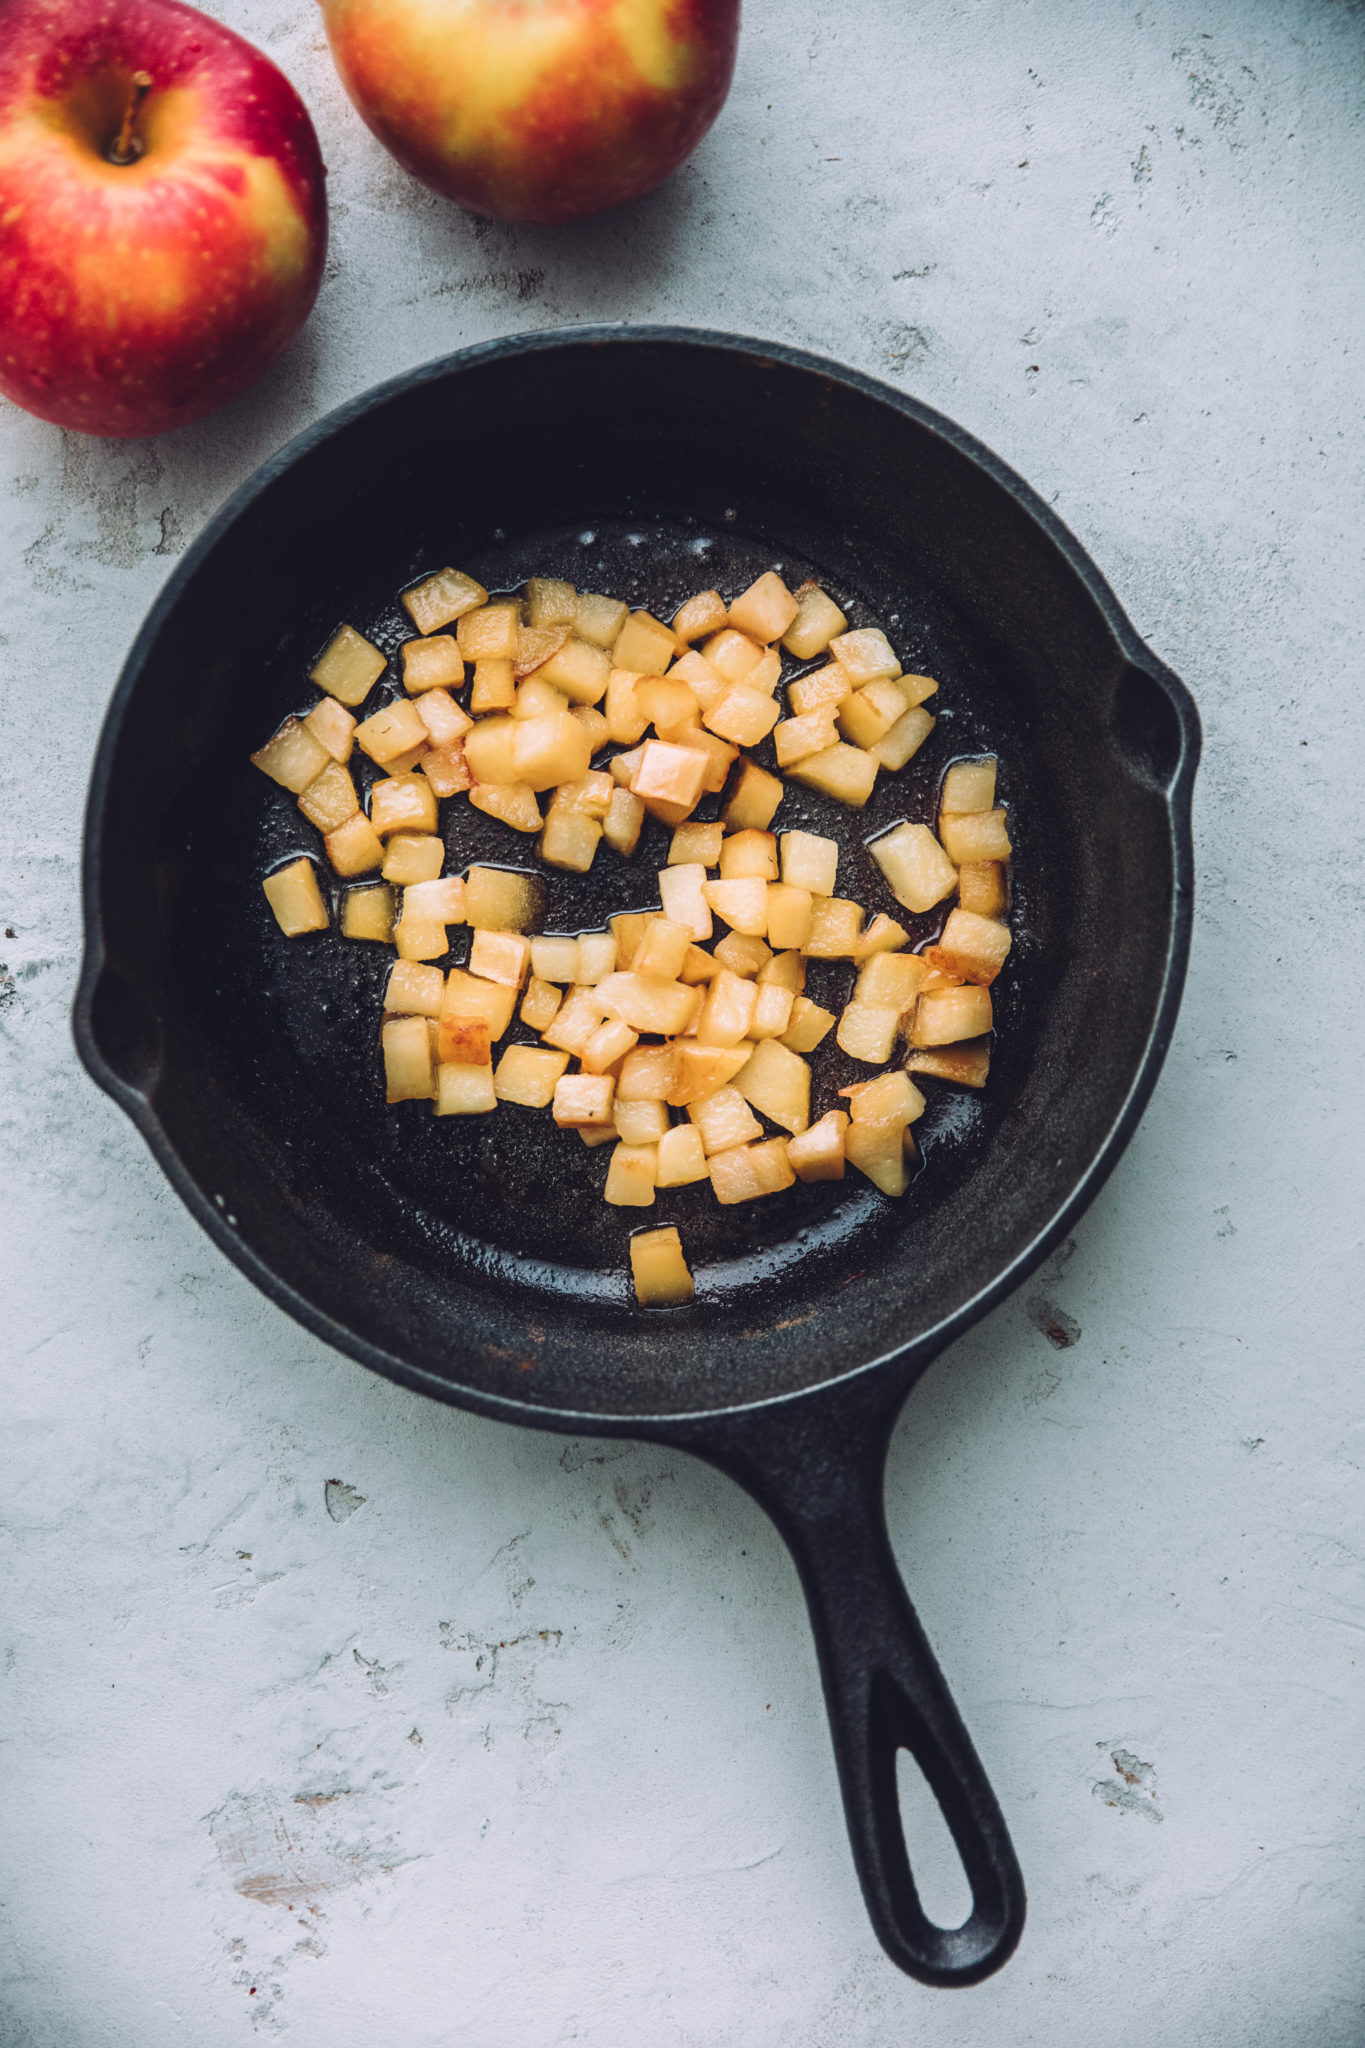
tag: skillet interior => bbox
[82,333,1187,1419]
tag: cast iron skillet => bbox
[74,329,1198,1987]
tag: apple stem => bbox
[108,71,154,165]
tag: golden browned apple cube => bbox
[520,977,562,1032]
[304,696,357,763]
[595,972,697,1037]
[843,1070,926,1126]
[403,568,488,636]
[724,1137,795,1202]
[574,931,616,981]
[531,935,580,983]
[465,866,544,933]
[697,969,758,1047]
[513,676,569,723]
[370,774,438,838]
[837,678,910,750]
[310,624,387,706]
[522,576,577,629]
[829,627,900,682]
[672,589,729,642]
[633,915,693,981]
[776,830,836,897]
[667,1043,750,1106]
[727,570,798,644]
[540,988,609,1057]
[614,1098,670,1146]
[629,1225,694,1305]
[781,582,848,660]
[617,1046,676,1100]
[457,601,521,662]
[604,669,646,746]
[602,787,644,857]
[855,951,928,1009]
[511,711,592,791]
[383,1015,435,1102]
[758,949,805,991]
[713,930,771,978]
[844,1118,913,1196]
[532,638,611,706]
[669,821,723,867]
[869,821,957,913]
[470,929,530,988]
[438,1013,492,1066]
[655,1125,710,1188]
[636,674,699,732]
[554,769,614,819]
[941,757,998,814]
[774,708,838,767]
[855,912,910,960]
[401,634,464,695]
[702,878,769,937]
[938,809,1013,865]
[540,807,602,874]
[717,829,777,881]
[910,985,994,1046]
[435,1062,498,1115]
[413,691,471,750]
[608,912,648,967]
[704,686,780,749]
[722,759,784,832]
[324,811,384,877]
[385,958,444,1016]
[580,1019,636,1073]
[870,705,935,772]
[748,642,788,691]
[631,739,708,813]
[680,944,721,985]
[571,704,610,754]
[787,742,879,809]
[904,1039,992,1088]
[263,858,328,936]
[296,760,359,832]
[764,883,813,952]
[604,1143,658,1207]
[668,649,727,710]
[957,861,1008,919]
[780,996,836,1053]
[689,1087,764,1156]
[787,1109,848,1181]
[381,833,443,885]
[575,591,629,647]
[468,783,543,833]
[750,982,796,1039]
[734,1038,810,1134]
[553,1072,615,1130]
[471,658,516,712]
[490,1044,568,1108]
[252,715,331,793]
[613,610,678,675]
[701,628,764,684]
[836,1002,901,1063]
[356,698,429,768]
[394,913,448,963]
[806,897,864,958]
[923,907,1012,986]
[786,664,851,717]
[341,882,395,941]
[441,968,517,1042]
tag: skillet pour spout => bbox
[75,328,1199,1986]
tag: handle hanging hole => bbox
[896,1745,974,1931]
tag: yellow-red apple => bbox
[0,0,327,437]
[318,0,740,224]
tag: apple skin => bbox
[318,0,740,225]
[0,0,327,437]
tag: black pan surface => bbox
[76,330,1198,1986]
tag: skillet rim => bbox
[72,324,1200,1434]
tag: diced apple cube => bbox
[941,757,998,814]
[844,1118,913,1196]
[702,878,768,937]
[781,996,836,1053]
[573,590,628,647]
[614,611,679,676]
[310,624,388,706]
[515,622,578,678]
[707,1145,761,1204]
[781,582,848,660]
[553,1073,615,1129]
[456,601,521,661]
[938,809,1013,864]
[540,806,602,873]
[493,1044,570,1108]
[596,973,698,1036]
[465,866,544,932]
[511,675,569,722]
[404,876,465,925]
[838,678,910,750]
[957,862,1008,919]
[909,985,993,1045]
[252,715,331,793]
[262,858,328,936]
[716,829,776,882]
[631,739,708,813]
[441,967,517,1043]
[303,696,357,764]
[666,1043,751,1106]
[869,821,957,913]
[602,787,644,857]
[923,907,1012,986]
[385,959,444,1016]
[750,1137,796,1195]
[511,712,592,791]
[604,1142,658,1207]
[896,673,940,709]
[575,934,617,984]
[842,1070,926,1126]
[788,1109,848,1181]
[341,883,395,942]
[437,1013,492,1065]
[531,935,580,983]
[578,1124,617,1148]
[577,1019,635,1075]
[655,1125,710,1188]
[722,759,784,832]
[617,1045,676,1100]
[712,931,771,978]
[774,832,836,900]
[435,1062,497,1115]
[609,912,648,967]
[667,822,721,868]
[704,686,780,749]
[628,1225,695,1305]
[522,576,577,629]
[381,833,443,885]
[614,1097,670,1146]
[370,774,438,837]
[700,628,764,683]
[540,988,609,1056]
[904,1039,991,1088]
[733,1038,810,1134]
[727,570,798,644]
[668,651,727,713]
[324,810,384,877]
[673,589,729,642]
[571,704,610,754]
[520,976,562,1032]
[383,1015,435,1102]
[402,568,488,635]
[758,949,805,991]
[786,664,851,717]
[855,951,928,1008]
[749,982,796,1039]
[471,658,516,712]
[401,634,464,695]
[774,708,838,767]
[468,782,543,833]
[605,669,647,746]
[394,914,447,962]
[758,884,809,952]
[696,969,759,1047]
[829,627,901,682]
[632,915,692,981]
[531,638,611,706]
[788,743,879,808]
[637,674,699,732]
[470,929,530,988]
[806,897,864,957]
[836,1002,902,1063]
[411,691,470,750]
[689,1087,763,1156]
[854,912,910,959]
[870,705,935,772]
[658,863,712,941]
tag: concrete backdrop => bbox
[2,2,1363,2042]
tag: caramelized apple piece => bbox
[468,783,543,834]
[341,883,395,942]
[470,658,516,712]
[401,634,464,694]
[494,1044,570,1108]
[369,774,438,837]
[553,1073,615,1129]
[262,858,328,936]
[909,985,993,1046]
[457,601,521,661]
[869,822,957,913]
[957,862,1008,919]
[465,867,544,932]
[722,758,783,832]
[787,1109,848,1181]
[780,996,836,1053]
[904,1039,991,1088]
[629,1225,695,1304]
[785,742,878,808]
[835,1002,902,1063]
[435,1063,498,1115]
[385,959,445,1016]
[922,907,1012,986]
[613,610,678,675]
[310,624,387,705]
[727,570,798,645]
[602,787,644,857]
[323,811,383,877]
[654,1126,710,1188]
[938,809,1013,864]
[673,589,729,642]
[781,583,848,660]
[829,627,901,682]
[704,686,780,749]
[383,1015,435,1102]
[252,715,331,793]
[689,1086,764,1156]
[304,696,357,763]
[941,757,998,814]
[844,1118,914,1196]
[733,1038,810,1134]
[870,705,935,771]
[806,898,864,958]
[604,1143,658,1207]
[575,591,629,647]
[403,568,488,635]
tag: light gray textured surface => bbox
[2,1,1363,2040]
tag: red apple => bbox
[318,0,739,225]
[0,0,327,437]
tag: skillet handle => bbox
[694,1382,1025,1986]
